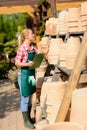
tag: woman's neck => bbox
[24,39,31,47]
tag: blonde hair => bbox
[18,28,31,47]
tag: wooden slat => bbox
[0,5,34,17]
[56,1,83,10]
[56,0,86,2]
[0,0,40,6]
[56,30,87,122]
[79,73,87,83]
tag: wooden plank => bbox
[56,1,83,10]
[56,30,87,122]
[0,0,39,6]
[0,5,34,17]
[50,0,57,17]
[79,73,87,83]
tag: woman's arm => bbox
[16,61,34,67]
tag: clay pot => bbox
[48,38,63,53]
[68,8,80,21]
[66,36,81,69]
[41,122,84,130]
[58,10,68,34]
[70,88,87,130]
[46,82,67,105]
[81,2,87,15]
[37,37,49,54]
[81,15,87,21]
[45,17,58,35]
[81,21,87,26]
[36,65,47,80]
[69,27,79,33]
[59,43,67,68]
[40,82,49,107]
[45,81,67,123]
[66,55,78,70]
[47,53,60,65]
[46,103,61,123]
[68,21,79,27]
[47,38,63,65]
[66,37,80,54]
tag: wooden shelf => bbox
[58,67,71,76]
[45,31,84,37]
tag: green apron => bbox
[21,51,36,96]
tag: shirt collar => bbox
[23,43,34,51]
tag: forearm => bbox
[15,61,33,67]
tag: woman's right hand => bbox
[27,61,34,67]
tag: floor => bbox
[0,79,38,130]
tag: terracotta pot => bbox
[46,103,61,123]
[65,36,81,69]
[69,27,79,33]
[66,36,81,55]
[81,26,87,31]
[59,43,67,68]
[36,65,47,80]
[40,81,67,123]
[46,82,67,105]
[40,82,49,107]
[48,38,63,53]
[81,2,87,15]
[41,122,84,130]
[81,15,87,21]
[81,21,87,26]
[45,17,58,35]
[66,55,77,70]
[47,38,63,64]
[68,8,80,21]
[70,88,87,130]
[47,53,60,65]
[37,37,49,54]
[68,21,79,27]
[58,10,68,34]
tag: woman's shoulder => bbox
[16,44,26,54]
[18,43,26,50]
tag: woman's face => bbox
[26,29,35,41]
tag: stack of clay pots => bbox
[70,88,87,130]
[37,37,49,54]
[40,82,49,108]
[58,10,68,35]
[36,65,47,103]
[66,36,81,69]
[36,65,47,80]
[40,82,50,119]
[47,38,63,65]
[41,122,84,130]
[59,42,67,68]
[45,81,67,124]
[81,2,87,31]
[68,8,80,33]
[45,17,58,35]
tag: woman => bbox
[15,28,40,129]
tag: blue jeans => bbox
[18,75,32,112]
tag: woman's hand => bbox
[27,61,34,67]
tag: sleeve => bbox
[33,46,41,54]
[15,47,24,65]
